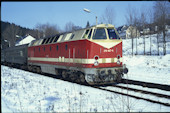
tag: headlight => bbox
[94,60,99,66]
[94,55,99,66]
[94,55,99,60]
[117,60,120,65]
[117,55,121,65]
[117,55,120,59]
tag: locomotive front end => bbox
[83,24,128,85]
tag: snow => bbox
[122,30,170,85]
[2,99,13,112]
[123,55,170,85]
[1,30,170,112]
[1,66,170,112]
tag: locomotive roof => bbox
[29,24,116,47]
[40,24,115,39]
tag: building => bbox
[15,34,35,46]
[165,25,170,30]
[117,25,140,39]
[143,28,150,34]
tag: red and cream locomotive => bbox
[27,24,128,85]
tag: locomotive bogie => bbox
[84,66,125,85]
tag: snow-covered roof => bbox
[15,34,35,46]
[117,25,128,33]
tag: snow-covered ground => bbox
[123,55,170,85]
[1,66,170,112]
[1,30,170,112]
[122,30,170,85]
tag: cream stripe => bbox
[28,57,122,64]
[91,40,122,49]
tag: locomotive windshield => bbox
[92,28,120,40]
[107,28,120,39]
[92,28,107,40]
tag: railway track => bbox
[121,79,170,91]
[48,73,170,107]
[111,85,170,99]
[91,86,170,107]
[2,65,170,107]
[33,69,170,107]
[3,64,170,91]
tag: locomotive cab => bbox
[82,24,120,40]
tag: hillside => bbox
[1,21,38,48]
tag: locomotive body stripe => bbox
[28,57,122,64]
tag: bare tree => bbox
[132,8,140,55]
[100,5,115,24]
[147,7,154,55]
[35,23,60,38]
[45,23,60,37]
[2,23,19,47]
[157,31,160,55]
[139,8,147,55]
[153,1,170,55]
[64,21,82,32]
[125,5,134,26]
[64,21,75,32]
[125,5,135,56]
[86,21,90,28]
[35,23,46,38]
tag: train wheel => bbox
[36,67,41,74]
[80,74,85,83]
[55,69,59,76]
[76,78,81,83]
[116,75,122,83]
[28,66,32,72]
[32,66,37,72]
[62,70,67,79]
[70,74,76,81]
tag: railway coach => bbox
[27,24,128,85]
[2,44,28,69]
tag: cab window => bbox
[107,29,120,39]
[88,29,92,39]
[82,29,89,39]
[92,28,107,39]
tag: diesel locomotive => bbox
[2,24,128,85]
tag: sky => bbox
[1,1,154,31]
